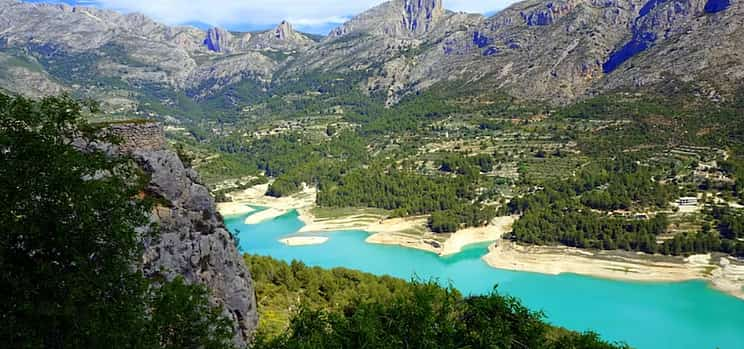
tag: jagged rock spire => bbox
[204,27,232,52]
[403,0,444,35]
[274,20,294,41]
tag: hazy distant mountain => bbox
[0,0,741,112]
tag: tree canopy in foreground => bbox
[247,255,630,349]
[0,94,234,348]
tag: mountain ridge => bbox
[0,0,741,112]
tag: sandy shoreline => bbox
[300,211,430,233]
[365,232,442,254]
[483,241,744,300]
[365,216,517,256]
[440,216,516,256]
[216,202,255,217]
[227,184,316,210]
[301,208,517,256]
[279,236,329,246]
[217,183,315,224]
[297,208,390,233]
[244,208,288,225]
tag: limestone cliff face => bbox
[107,123,258,346]
[307,0,743,104]
[328,0,452,39]
[204,27,233,53]
[249,20,316,50]
[403,0,445,35]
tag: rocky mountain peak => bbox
[403,0,445,34]
[274,20,294,40]
[327,0,450,39]
[246,20,314,51]
[1,0,743,107]
[204,27,233,52]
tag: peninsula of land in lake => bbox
[220,183,515,256]
[218,183,744,300]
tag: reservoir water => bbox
[225,209,744,349]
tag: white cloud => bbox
[288,16,350,26]
[63,1,520,33]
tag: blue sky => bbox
[23,0,516,34]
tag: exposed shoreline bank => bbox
[244,208,288,225]
[363,216,517,256]
[216,202,255,217]
[218,184,516,256]
[279,236,329,246]
[482,241,744,300]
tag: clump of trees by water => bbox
[316,165,496,233]
[504,157,672,252]
[247,256,629,349]
[511,209,668,252]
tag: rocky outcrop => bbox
[106,123,258,346]
[245,21,315,51]
[274,21,294,41]
[403,0,445,34]
[519,0,578,26]
[201,21,314,54]
[204,27,233,53]
[202,27,261,54]
[106,122,166,153]
[186,51,276,98]
[327,0,454,39]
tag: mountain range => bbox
[0,0,741,114]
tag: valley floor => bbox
[218,184,744,300]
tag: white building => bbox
[677,197,699,207]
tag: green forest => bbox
[183,77,744,257]
[317,165,497,232]
[505,156,744,257]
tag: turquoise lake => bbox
[225,209,744,349]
